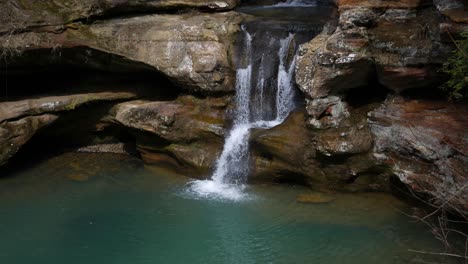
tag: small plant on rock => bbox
[441,32,468,100]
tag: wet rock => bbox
[108,95,228,176]
[368,97,468,215]
[165,143,221,173]
[250,112,318,183]
[250,111,386,191]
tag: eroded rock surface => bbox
[434,0,468,23]
[293,0,468,207]
[250,111,389,191]
[0,0,240,33]
[295,0,467,131]
[369,97,468,215]
[296,2,447,100]
[0,92,136,166]
[108,95,228,175]
[1,11,242,93]
[0,92,136,122]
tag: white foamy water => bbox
[185,180,250,202]
[276,33,297,121]
[188,26,296,201]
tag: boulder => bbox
[250,111,387,191]
[368,97,468,215]
[107,95,229,175]
[250,112,320,183]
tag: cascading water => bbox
[188,26,298,201]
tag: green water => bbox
[0,153,451,264]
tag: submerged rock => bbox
[75,143,137,155]
[296,192,336,204]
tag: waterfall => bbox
[276,33,297,121]
[188,26,297,201]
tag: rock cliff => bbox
[294,0,467,212]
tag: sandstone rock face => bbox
[296,3,445,100]
[250,112,319,183]
[250,111,389,191]
[1,11,242,93]
[108,95,228,175]
[86,13,241,93]
[291,0,468,207]
[305,96,350,128]
[0,0,240,33]
[0,92,136,122]
[0,1,263,177]
[0,92,137,166]
[369,97,468,215]
[434,0,468,23]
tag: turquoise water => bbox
[0,153,451,264]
